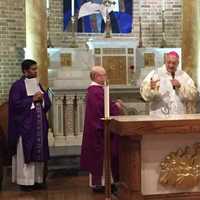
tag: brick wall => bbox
[0,0,25,104]
[0,0,181,104]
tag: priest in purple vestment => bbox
[8,59,51,191]
[80,66,123,193]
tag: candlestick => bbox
[138,16,143,48]
[160,10,167,48]
[70,16,78,48]
[71,0,74,16]
[104,80,110,119]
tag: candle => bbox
[46,0,49,9]
[104,80,110,119]
[71,0,75,16]
[162,0,165,11]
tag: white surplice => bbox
[140,65,198,116]
[12,137,44,185]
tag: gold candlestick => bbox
[105,10,112,38]
[103,79,112,200]
[70,16,78,48]
[138,16,144,48]
[103,118,112,200]
[160,10,167,48]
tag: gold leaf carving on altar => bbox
[102,56,126,85]
[144,53,155,67]
[159,143,200,189]
[60,53,72,67]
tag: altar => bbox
[47,37,147,147]
[110,114,200,200]
[46,37,182,148]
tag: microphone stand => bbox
[171,72,175,90]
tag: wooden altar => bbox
[110,114,200,200]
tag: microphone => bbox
[171,72,175,89]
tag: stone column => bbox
[76,95,85,135]
[182,0,200,87]
[26,0,48,89]
[65,95,75,138]
[53,96,65,146]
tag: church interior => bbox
[1,0,200,200]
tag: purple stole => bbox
[33,102,44,161]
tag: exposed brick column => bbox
[182,0,200,86]
[26,0,48,89]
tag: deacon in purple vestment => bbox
[80,66,123,192]
[8,59,51,191]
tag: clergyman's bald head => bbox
[90,66,107,85]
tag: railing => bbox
[48,87,148,146]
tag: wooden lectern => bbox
[110,114,200,200]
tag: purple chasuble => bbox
[8,77,51,164]
[80,85,120,182]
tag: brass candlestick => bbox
[70,16,78,48]
[160,10,167,48]
[105,10,112,38]
[103,118,112,200]
[138,16,144,48]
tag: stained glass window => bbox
[63,0,133,33]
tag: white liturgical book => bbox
[24,78,43,110]
[25,78,41,96]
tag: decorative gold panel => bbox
[159,143,200,189]
[60,53,72,67]
[102,56,126,85]
[102,48,126,55]
[128,48,134,54]
[95,48,101,55]
[144,53,155,67]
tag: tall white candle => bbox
[46,0,49,9]
[104,81,110,119]
[71,0,75,16]
[162,0,165,11]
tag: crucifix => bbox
[103,0,116,38]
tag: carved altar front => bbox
[110,114,200,200]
